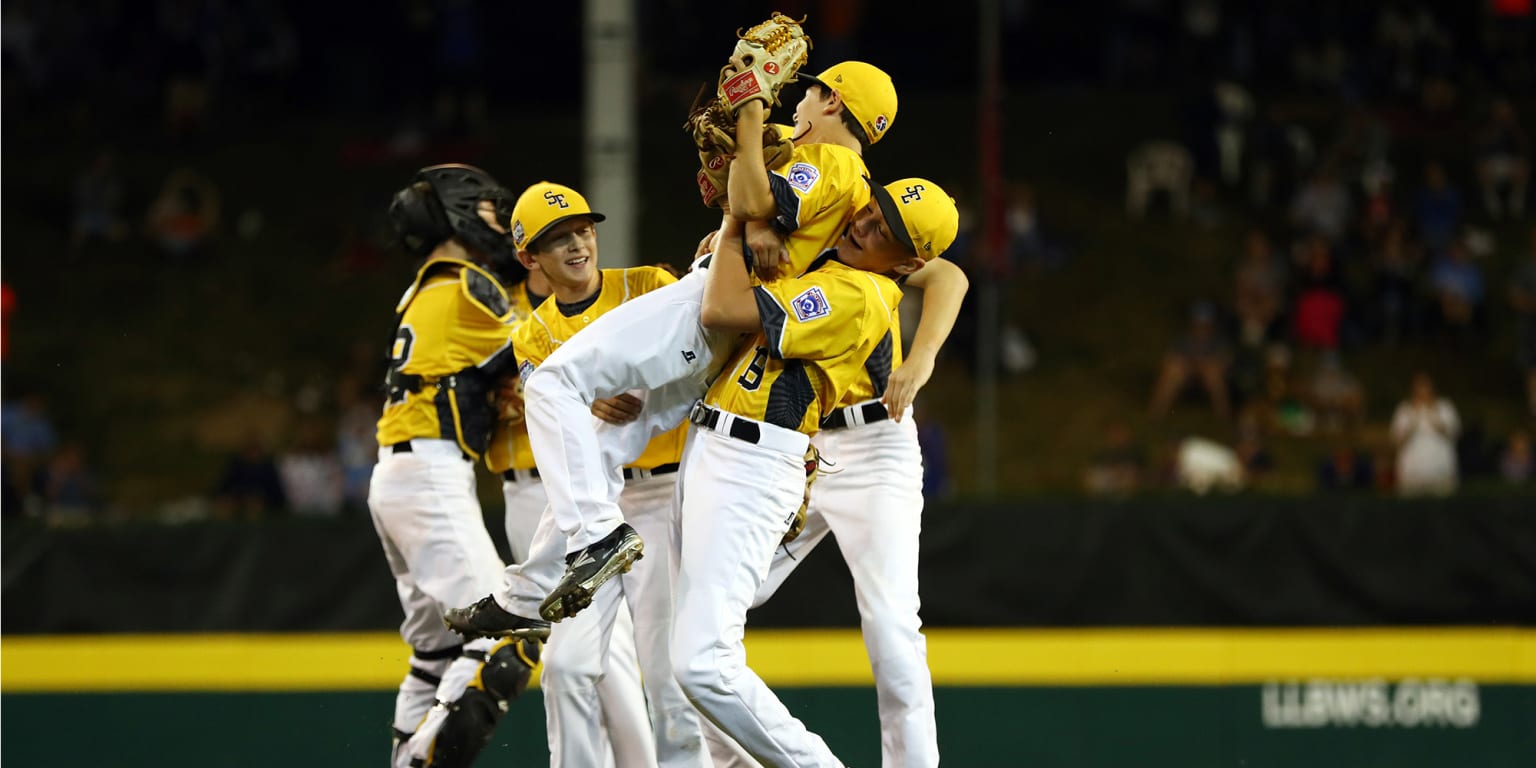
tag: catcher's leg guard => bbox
[405,637,540,767]
[391,645,460,768]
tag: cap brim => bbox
[866,179,917,253]
[526,212,607,250]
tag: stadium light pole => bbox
[976,0,1003,495]
[585,0,639,267]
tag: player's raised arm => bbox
[700,215,760,333]
[728,99,777,220]
[883,256,970,419]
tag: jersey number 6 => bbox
[737,346,769,391]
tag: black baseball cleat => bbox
[444,595,551,641]
[539,523,644,622]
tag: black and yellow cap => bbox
[509,182,606,251]
[867,178,958,260]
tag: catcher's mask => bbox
[388,164,523,280]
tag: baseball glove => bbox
[717,13,812,114]
[694,130,794,208]
[782,445,820,545]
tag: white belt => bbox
[689,402,809,456]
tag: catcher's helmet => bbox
[388,164,525,282]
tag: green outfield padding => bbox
[4,686,1531,767]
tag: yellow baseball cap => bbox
[868,178,958,260]
[803,61,897,145]
[508,181,606,251]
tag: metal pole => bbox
[584,0,638,267]
[975,0,1003,495]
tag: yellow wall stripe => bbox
[2,628,1533,693]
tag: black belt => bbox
[387,440,472,462]
[503,468,540,482]
[821,401,891,430]
[624,463,680,480]
[689,402,762,445]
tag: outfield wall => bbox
[3,499,1532,765]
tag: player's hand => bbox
[695,230,720,258]
[882,356,935,422]
[496,377,526,422]
[592,393,644,425]
[745,223,789,282]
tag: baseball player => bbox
[453,182,713,768]
[676,178,959,767]
[448,60,906,632]
[370,164,542,768]
[710,190,969,768]
[481,261,657,767]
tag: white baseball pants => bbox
[518,270,729,554]
[755,410,938,768]
[672,422,844,768]
[367,439,505,742]
[504,476,655,768]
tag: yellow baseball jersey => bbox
[484,280,546,473]
[706,257,903,434]
[769,142,872,276]
[513,267,688,469]
[376,256,517,460]
[834,304,903,406]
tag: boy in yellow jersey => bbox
[674,178,959,767]
[369,165,541,768]
[445,61,905,629]
[479,265,657,768]
[451,182,713,768]
[710,182,969,768]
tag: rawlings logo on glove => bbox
[717,13,812,114]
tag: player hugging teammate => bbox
[366,12,969,768]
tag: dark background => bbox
[3,0,1534,523]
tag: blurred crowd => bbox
[1064,1,1536,498]
[3,1,1534,521]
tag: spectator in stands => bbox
[1006,182,1068,271]
[158,0,217,139]
[1290,236,1348,352]
[213,435,287,519]
[334,374,377,512]
[1306,350,1366,434]
[1475,98,1528,220]
[70,149,127,251]
[38,442,97,527]
[1149,301,1232,420]
[1390,372,1460,497]
[144,168,221,261]
[1233,229,1286,346]
[914,401,951,499]
[1083,421,1144,497]
[2,391,58,510]
[1414,160,1463,255]
[1508,227,1536,416]
[1500,429,1533,485]
[1368,218,1424,345]
[1234,411,1276,488]
[1428,237,1485,342]
[1316,440,1374,492]
[277,422,343,516]
[1289,165,1352,244]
